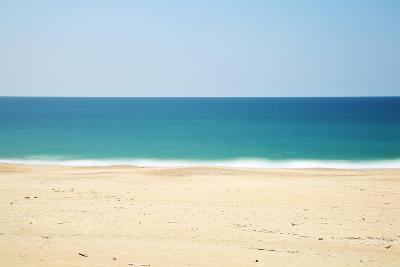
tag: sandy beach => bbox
[0,163,399,266]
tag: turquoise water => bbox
[1,97,399,167]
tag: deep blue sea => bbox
[1,97,399,168]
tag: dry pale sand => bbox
[0,164,399,266]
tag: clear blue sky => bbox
[0,0,399,96]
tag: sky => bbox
[0,0,399,97]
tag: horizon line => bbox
[1,95,399,98]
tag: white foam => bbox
[1,157,400,169]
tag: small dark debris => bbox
[385,245,392,249]
[79,253,88,257]
[255,259,258,262]
[347,237,361,240]
[113,257,117,260]
[318,237,323,240]
[24,196,30,199]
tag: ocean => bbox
[1,97,399,168]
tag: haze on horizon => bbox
[0,1,399,97]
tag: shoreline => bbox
[1,158,400,169]
[1,163,399,266]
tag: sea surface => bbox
[1,97,399,168]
